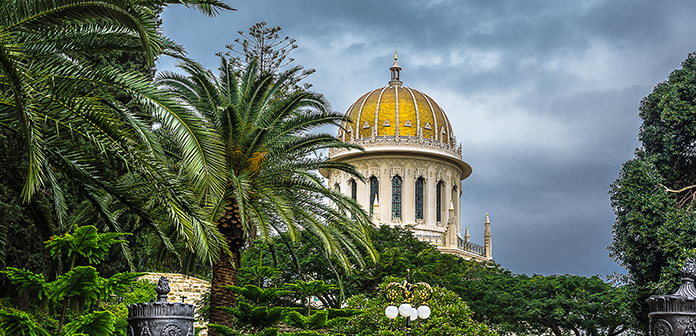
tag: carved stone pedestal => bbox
[648,259,696,336]
[127,276,195,336]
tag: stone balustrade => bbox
[329,135,463,159]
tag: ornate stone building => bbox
[325,54,493,262]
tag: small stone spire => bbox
[464,227,470,243]
[484,213,492,260]
[389,49,402,87]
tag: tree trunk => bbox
[550,324,563,336]
[608,325,627,336]
[208,199,246,336]
[209,249,239,333]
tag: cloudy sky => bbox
[158,0,696,277]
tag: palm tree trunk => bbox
[209,199,246,335]
[209,249,239,333]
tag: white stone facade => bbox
[328,144,491,262]
[326,55,493,262]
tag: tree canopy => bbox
[610,51,696,333]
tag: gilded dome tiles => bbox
[340,86,454,145]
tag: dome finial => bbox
[389,48,402,87]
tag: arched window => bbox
[436,181,444,222]
[349,179,357,201]
[369,176,379,216]
[334,183,340,193]
[391,175,402,220]
[415,177,424,220]
[451,186,458,215]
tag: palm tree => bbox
[0,0,233,265]
[156,56,376,328]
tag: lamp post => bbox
[383,272,433,336]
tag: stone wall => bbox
[140,273,211,334]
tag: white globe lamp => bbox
[410,307,419,320]
[385,305,398,319]
[417,305,431,319]
[398,303,412,317]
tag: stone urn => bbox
[647,258,696,336]
[127,276,196,336]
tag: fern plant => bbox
[1,225,144,335]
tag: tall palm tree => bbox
[0,0,233,264]
[156,57,376,328]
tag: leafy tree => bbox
[282,308,361,335]
[223,22,315,93]
[284,280,336,317]
[609,51,696,333]
[515,275,626,336]
[155,57,376,330]
[282,310,327,334]
[227,284,293,307]
[238,264,283,289]
[102,279,156,336]
[214,301,287,335]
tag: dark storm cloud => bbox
[159,0,696,276]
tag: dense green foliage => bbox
[610,51,696,333]
[0,225,153,336]
[0,0,234,275]
[242,226,628,336]
[206,265,360,336]
[242,225,469,303]
[469,273,628,336]
[0,2,239,332]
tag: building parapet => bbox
[457,236,486,257]
[415,233,445,246]
[414,233,486,258]
[329,135,463,159]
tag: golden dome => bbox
[337,86,455,145]
[329,54,470,180]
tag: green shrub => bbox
[342,277,496,336]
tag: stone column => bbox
[446,200,457,248]
[380,167,389,224]
[404,168,415,225]
[426,169,437,228]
